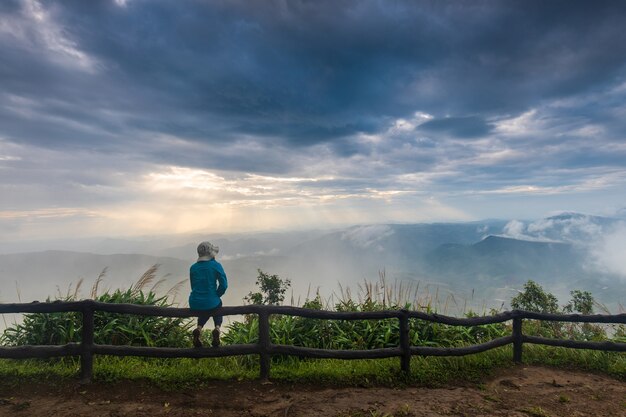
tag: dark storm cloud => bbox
[0,0,20,13]
[2,0,626,158]
[418,117,492,139]
[3,0,626,143]
[561,148,626,169]
[148,141,297,174]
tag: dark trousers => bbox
[197,301,223,328]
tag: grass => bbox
[522,345,626,380]
[1,266,192,348]
[1,270,624,390]
[558,394,570,403]
[0,345,623,390]
[520,406,551,417]
[0,356,257,390]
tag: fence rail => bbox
[1,300,625,381]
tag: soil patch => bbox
[0,366,624,416]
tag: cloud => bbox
[501,213,626,278]
[341,225,394,250]
[2,1,626,238]
[502,220,527,240]
[3,1,626,150]
[591,222,626,278]
[418,116,493,139]
[501,212,617,243]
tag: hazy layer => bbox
[1,214,624,319]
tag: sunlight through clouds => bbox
[148,167,227,192]
[0,207,99,219]
[146,166,333,201]
[145,166,411,207]
[1,1,625,239]
[109,165,471,234]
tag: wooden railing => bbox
[0,301,624,382]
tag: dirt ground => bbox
[0,366,624,416]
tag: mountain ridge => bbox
[1,215,624,311]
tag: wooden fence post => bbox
[512,315,523,363]
[258,309,271,380]
[80,301,95,383]
[399,310,411,375]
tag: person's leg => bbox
[193,313,210,347]
[197,314,210,329]
[211,302,223,347]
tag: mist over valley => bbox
[1,212,624,316]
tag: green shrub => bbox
[225,277,619,358]
[1,265,193,347]
[224,273,509,354]
[511,280,608,340]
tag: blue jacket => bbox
[189,259,228,310]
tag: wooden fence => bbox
[0,300,625,382]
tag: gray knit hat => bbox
[197,241,219,261]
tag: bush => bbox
[1,266,193,347]
[511,280,607,340]
[225,274,509,354]
[226,277,619,357]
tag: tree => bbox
[563,290,594,314]
[510,280,606,340]
[245,269,291,305]
[511,280,559,313]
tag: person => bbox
[189,241,228,347]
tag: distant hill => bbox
[1,215,624,312]
[427,235,583,283]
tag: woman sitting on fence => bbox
[189,241,228,348]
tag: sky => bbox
[1,0,626,240]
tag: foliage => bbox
[563,290,594,314]
[226,277,620,359]
[511,280,608,340]
[244,269,291,305]
[614,325,626,343]
[511,280,559,314]
[1,266,193,347]
[2,269,624,386]
[225,302,508,354]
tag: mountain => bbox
[261,222,509,299]
[427,235,583,284]
[1,215,624,312]
[425,235,624,308]
[428,236,583,281]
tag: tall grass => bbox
[1,265,192,347]
[225,272,509,352]
[1,269,624,387]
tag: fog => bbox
[501,213,626,282]
[592,223,626,278]
[1,214,625,326]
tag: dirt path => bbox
[0,366,624,416]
